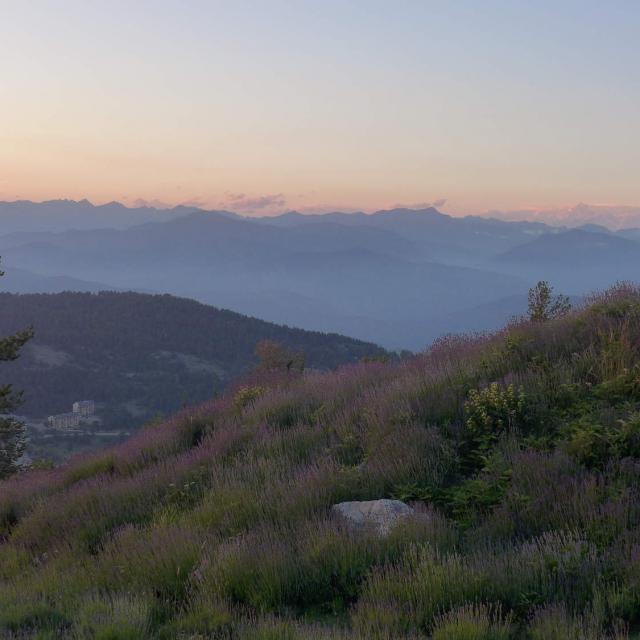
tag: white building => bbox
[48,412,81,430]
[72,400,95,417]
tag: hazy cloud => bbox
[132,198,174,209]
[178,197,208,208]
[222,192,287,212]
[389,199,447,210]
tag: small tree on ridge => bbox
[255,339,305,373]
[527,280,571,323]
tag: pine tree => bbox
[0,261,33,478]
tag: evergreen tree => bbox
[0,262,33,478]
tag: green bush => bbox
[564,412,640,468]
[527,603,627,640]
[0,599,70,635]
[461,383,526,471]
[440,451,512,528]
[64,454,115,486]
[234,385,266,412]
[431,603,512,640]
[157,597,233,639]
[73,593,151,640]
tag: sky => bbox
[1,1,639,216]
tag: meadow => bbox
[3,284,640,638]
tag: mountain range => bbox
[0,199,204,233]
[487,202,640,230]
[1,200,639,349]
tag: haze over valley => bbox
[3,199,639,350]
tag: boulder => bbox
[332,499,413,536]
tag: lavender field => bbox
[3,285,640,638]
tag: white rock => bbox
[332,499,414,536]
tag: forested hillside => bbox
[3,285,640,637]
[0,291,386,422]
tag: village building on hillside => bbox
[47,412,81,430]
[47,400,96,430]
[72,400,95,416]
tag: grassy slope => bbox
[3,286,640,638]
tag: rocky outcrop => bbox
[332,499,414,536]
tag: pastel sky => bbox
[1,1,639,215]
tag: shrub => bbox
[527,603,628,640]
[431,603,513,640]
[354,530,603,634]
[198,513,445,617]
[564,411,640,468]
[353,545,483,635]
[64,453,115,486]
[234,385,266,413]
[461,383,526,471]
[157,595,233,639]
[0,596,70,635]
[95,524,203,613]
[439,449,513,528]
[73,593,151,640]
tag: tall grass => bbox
[2,286,640,636]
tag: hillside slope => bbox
[0,291,386,423]
[3,286,640,637]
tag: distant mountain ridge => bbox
[4,198,639,233]
[0,208,531,348]
[498,229,640,266]
[2,200,639,349]
[487,202,640,231]
[495,229,640,291]
[0,199,241,234]
[0,266,117,294]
